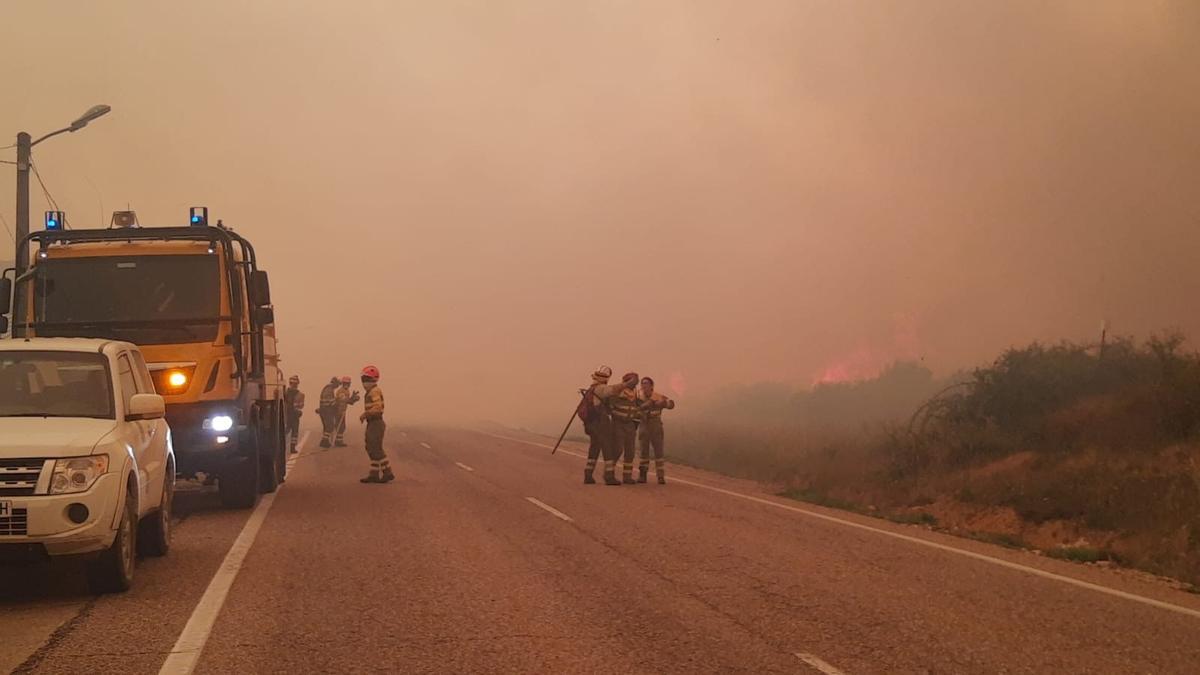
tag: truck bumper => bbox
[166,401,250,477]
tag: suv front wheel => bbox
[86,490,136,593]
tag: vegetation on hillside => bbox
[673,335,1200,585]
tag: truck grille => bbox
[0,508,29,536]
[0,458,46,496]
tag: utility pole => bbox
[14,132,31,276]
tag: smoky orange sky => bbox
[3,1,1199,431]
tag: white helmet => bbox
[592,365,612,381]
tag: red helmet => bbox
[340,376,352,385]
[361,365,380,380]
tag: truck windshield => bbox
[0,351,114,419]
[30,255,222,345]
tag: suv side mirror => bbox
[249,270,271,307]
[127,393,166,421]
[0,277,11,314]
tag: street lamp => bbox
[13,104,111,275]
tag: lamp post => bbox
[13,104,111,275]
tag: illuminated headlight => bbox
[50,455,109,495]
[205,415,234,432]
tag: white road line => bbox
[159,493,278,674]
[455,462,475,472]
[420,441,432,449]
[525,497,573,522]
[480,431,1200,621]
[796,652,848,675]
[159,432,309,674]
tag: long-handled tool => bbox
[551,388,589,454]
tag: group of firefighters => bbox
[577,366,675,486]
[278,364,677,488]
[281,366,391,484]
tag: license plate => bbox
[0,501,10,517]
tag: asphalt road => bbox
[4,424,1200,674]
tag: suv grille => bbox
[0,458,46,496]
[0,508,29,536]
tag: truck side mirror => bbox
[253,306,275,326]
[0,316,8,334]
[249,270,271,307]
[0,277,11,314]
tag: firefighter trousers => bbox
[613,420,639,479]
[285,410,302,449]
[319,406,338,444]
[364,417,390,477]
[584,415,617,477]
[639,418,666,478]
[335,408,348,444]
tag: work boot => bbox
[604,471,621,486]
[289,442,298,455]
[360,472,383,484]
[584,471,596,485]
[622,474,636,485]
[334,441,347,448]
[658,474,667,485]
[637,466,648,483]
[320,439,331,448]
[380,468,396,483]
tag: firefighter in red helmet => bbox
[358,365,393,483]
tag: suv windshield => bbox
[29,255,221,345]
[0,351,114,419]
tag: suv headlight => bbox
[50,455,110,495]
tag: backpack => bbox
[576,386,601,426]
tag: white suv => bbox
[0,338,175,593]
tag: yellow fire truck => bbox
[1,208,286,508]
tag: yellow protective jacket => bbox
[319,383,338,409]
[594,384,640,424]
[362,385,385,420]
[637,390,675,421]
[335,386,359,413]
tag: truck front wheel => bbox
[219,454,260,509]
[258,419,281,494]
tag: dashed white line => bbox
[796,652,848,675]
[525,497,573,522]
[455,462,475,472]
[420,442,432,449]
[479,431,1200,621]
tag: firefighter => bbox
[358,365,393,484]
[578,365,618,485]
[595,371,641,484]
[636,376,675,484]
[317,376,339,448]
[283,375,305,454]
[333,376,361,447]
